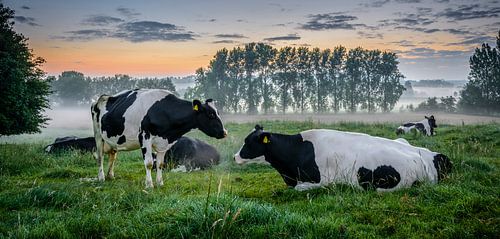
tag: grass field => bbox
[1,121,499,238]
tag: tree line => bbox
[459,30,500,114]
[185,43,406,114]
[49,71,177,106]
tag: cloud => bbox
[214,34,247,39]
[395,0,422,3]
[263,33,300,41]
[82,15,124,26]
[357,31,383,39]
[394,25,474,35]
[13,16,40,26]
[21,5,30,10]
[399,47,470,59]
[57,21,196,42]
[437,4,500,21]
[114,21,195,42]
[116,7,140,18]
[300,12,364,30]
[447,36,496,46]
[360,0,390,8]
[391,40,416,47]
[393,14,435,26]
[212,40,238,44]
[434,0,449,3]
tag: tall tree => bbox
[344,47,364,112]
[227,47,245,113]
[459,30,500,113]
[0,4,51,135]
[328,46,346,113]
[361,49,382,112]
[243,43,259,114]
[255,43,276,114]
[274,46,296,113]
[379,52,405,112]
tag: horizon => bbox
[2,0,499,81]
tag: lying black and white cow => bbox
[153,136,220,171]
[91,89,227,188]
[234,125,452,192]
[45,136,96,153]
[396,115,437,136]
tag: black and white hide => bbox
[396,115,437,136]
[91,89,227,188]
[234,125,452,192]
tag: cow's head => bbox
[425,115,437,128]
[234,125,270,165]
[193,99,227,139]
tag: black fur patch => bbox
[117,135,126,145]
[92,103,101,123]
[140,94,197,143]
[433,154,452,181]
[264,134,320,187]
[141,147,147,157]
[101,91,137,138]
[357,165,401,190]
[415,123,426,134]
[403,123,415,127]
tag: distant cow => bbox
[45,136,96,153]
[397,115,437,136]
[234,125,452,192]
[153,136,220,171]
[91,89,227,188]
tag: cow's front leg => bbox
[155,151,166,186]
[140,133,154,188]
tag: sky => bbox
[2,0,499,81]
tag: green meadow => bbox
[0,121,499,238]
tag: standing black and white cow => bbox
[396,115,437,136]
[91,89,227,188]
[234,125,452,192]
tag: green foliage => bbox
[416,96,457,113]
[50,72,178,105]
[459,30,500,114]
[0,4,51,135]
[189,43,405,114]
[0,122,499,238]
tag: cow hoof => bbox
[98,175,105,182]
[106,174,115,180]
[157,181,164,186]
[145,181,154,188]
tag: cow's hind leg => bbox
[95,137,106,181]
[140,132,154,188]
[106,150,117,180]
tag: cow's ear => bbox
[193,100,203,112]
[259,132,271,144]
[430,115,434,119]
[425,116,429,119]
[255,124,263,130]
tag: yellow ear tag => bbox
[263,136,270,144]
[193,105,199,111]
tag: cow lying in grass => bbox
[397,115,437,136]
[45,136,96,153]
[234,125,452,192]
[153,136,220,171]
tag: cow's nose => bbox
[223,129,228,138]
